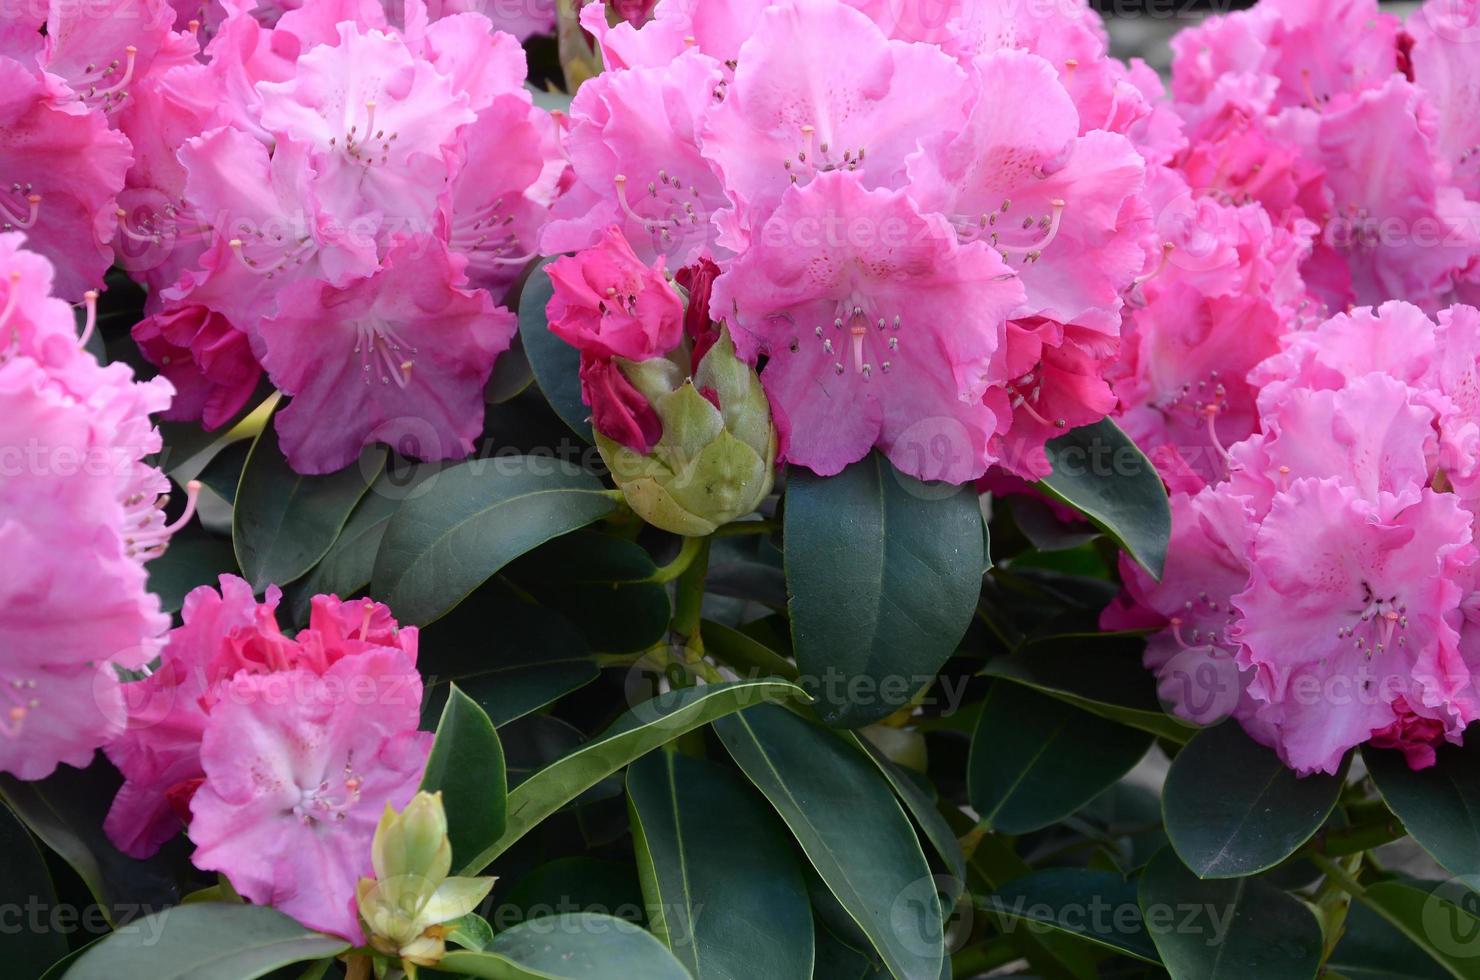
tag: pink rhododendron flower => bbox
[1234,479,1476,775]
[131,303,262,430]
[545,225,684,361]
[541,48,728,265]
[256,236,515,474]
[0,235,185,780]
[712,171,1024,482]
[580,354,664,453]
[104,574,422,876]
[188,649,429,939]
[700,0,971,245]
[1410,0,1480,203]
[0,59,133,299]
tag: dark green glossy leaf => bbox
[421,685,507,871]
[700,620,799,680]
[714,703,944,980]
[1366,740,1480,883]
[1329,895,1452,980]
[286,468,421,623]
[967,686,1151,834]
[462,680,806,874]
[487,336,535,404]
[627,750,813,979]
[785,453,984,727]
[195,440,250,506]
[233,421,382,592]
[146,529,238,615]
[1138,848,1322,980]
[422,660,599,729]
[1037,418,1170,577]
[1164,723,1345,878]
[371,456,616,626]
[441,914,689,979]
[981,634,1196,743]
[979,868,1159,963]
[0,802,67,976]
[505,531,670,654]
[518,258,592,442]
[447,912,496,952]
[850,737,965,891]
[63,903,348,980]
[1355,880,1480,980]
[501,857,644,925]
[0,757,184,923]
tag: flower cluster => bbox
[107,0,570,473]
[1107,303,1480,776]
[104,574,429,940]
[0,235,187,780]
[1101,0,1480,776]
[550,0,1157,483]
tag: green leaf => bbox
[0,802,67,976]
[62,903,348,980]
[849,737,966,891]
[1138,848,1322,980]
[462,680,805,874]
[518,258,592,442]
[487,337,535,404]
[233,420,383,592]
[1355,880,1480,980]
[422,660,599,729]
[195,439,251,506]
[421,685,508,871]
[501,857,644,923]
[981,634,1197,743]
[1036,418,1170,578]
[967,685,1151,834]
[700,620,800,680]
[286,467,424,623]
[1329,896,1452,980]
[714,703,944,980]
[441,915,690,979]
[627,750,814,979]
[1163,723,1345,878]
[447,912,496,952]
[371,456,617,626]
[979,868,1159,963]
[0,757,184,923]
[1365,740,1480,882]
[504,531,671,654]
[146,529,238,615]
[784,453,984,727]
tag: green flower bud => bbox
[598,327,777,535]
[358,792,495,970]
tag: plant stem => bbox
[670,537,711,652]
[712,518,780,538]
[647,535,708,584]
[1309,852,1366,897]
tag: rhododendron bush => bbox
[6,0,1480,976]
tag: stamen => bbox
[1132,242,1175,287]
[92,46,138,99]
[1,193,41,231]
[77,291,98,348]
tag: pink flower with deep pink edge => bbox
[545,225,685,361]
[104,576,277,858]
[1233,478,1477,776]
[104,575,419,861]
[700,0,970,248]
[188,649,430,940]
[131,303,262,431]
[710,170,1024,483]
[256,235,516,474]
[541,48,728,266]
[0,58,133,300]
[0,235,188,781]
